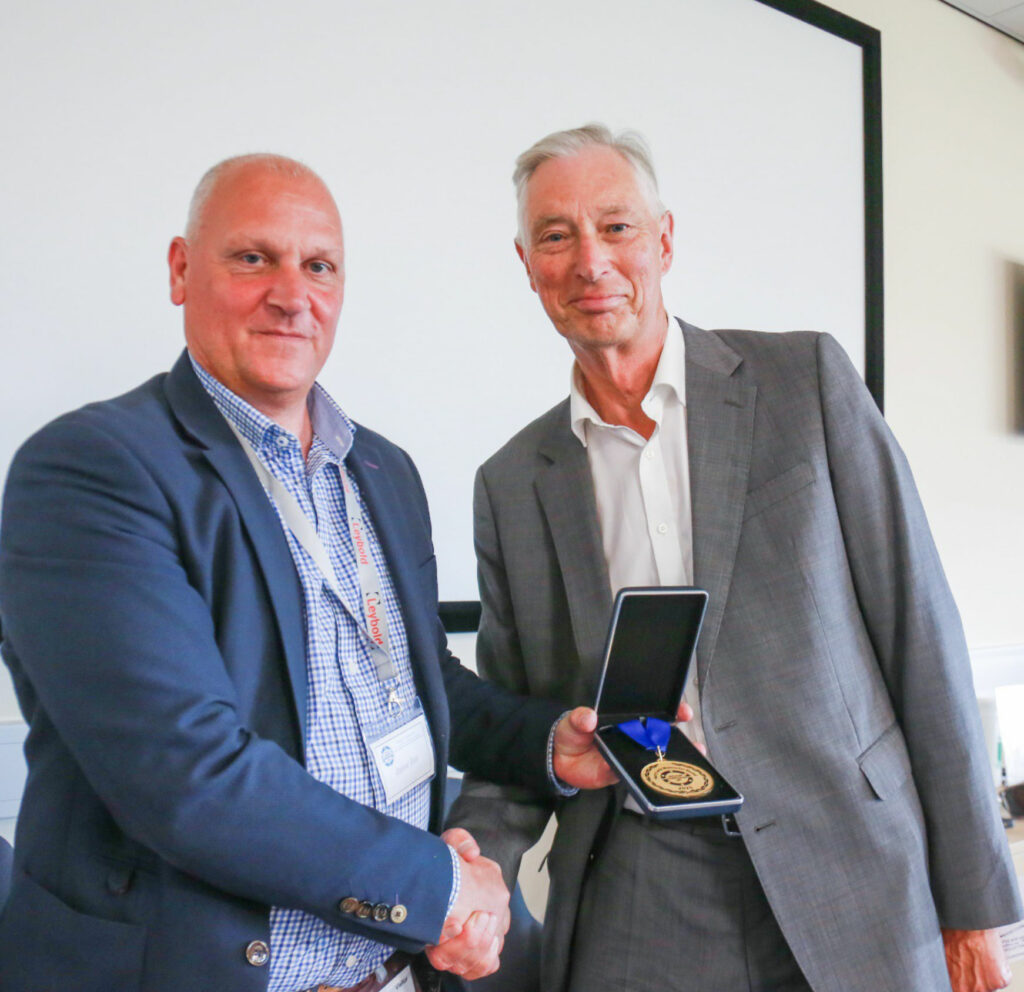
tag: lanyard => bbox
[226,422,397,684]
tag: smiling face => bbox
[168,161,344,421]
[517,145,673,359]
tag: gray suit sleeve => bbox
[445,466,555,890]
[818,333,1021,929]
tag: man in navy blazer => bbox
[0,154,613,992]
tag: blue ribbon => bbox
[618,716,671,756]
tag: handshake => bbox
[425,702,695,979]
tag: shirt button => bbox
[644,449,654,461]
[657,522,669,534]
[276,435,290,448]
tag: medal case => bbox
[593,587,744,820]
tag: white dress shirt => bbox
[569,312,705,749]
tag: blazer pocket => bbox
[0,869,146,990]
[743,461,816,521]
[857,723,913,801]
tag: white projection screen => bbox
[0,0,882,608]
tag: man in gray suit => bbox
[447,125,1021,992]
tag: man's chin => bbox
[558,315,632,348]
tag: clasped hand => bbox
[426,702,696,978]
[425,828,509,980]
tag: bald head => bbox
[184,153,335,240]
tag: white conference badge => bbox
[380,965,416,992]
[366,698,436,806]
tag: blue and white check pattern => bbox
[192,358,457,991]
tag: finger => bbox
[440,826,481,861]
[468,910,498,940]
[439,915,464,941]
[569,706,597,734]
[481,910,500,939]
[675,699,694,723]
[445,914,497,976]
[428,921,485,975]
[425,945,452,972]
[461,934,503,981]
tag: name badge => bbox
[367,702,435,805]
[381,965,416,992]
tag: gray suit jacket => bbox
[448,321,1021,992]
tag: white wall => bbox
[0,0,872,722]
[819,0,1024,655]
[1,0,1022,715]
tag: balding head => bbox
[184,153,335,240]
[180,153,331,240]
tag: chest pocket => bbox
[743,462,816,522]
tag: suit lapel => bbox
[162,352,309,741]
[536,404,613,693]
[682,322,756,685]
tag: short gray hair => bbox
[513,123,665,241]
[184,153,321,238]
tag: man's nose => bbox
[265,265,309,316]
[575,232,610,282]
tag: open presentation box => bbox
[594,587,743,820]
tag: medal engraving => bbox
[641,760,715,798]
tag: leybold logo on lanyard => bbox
[226,422,398,685]
[340,468,393,664]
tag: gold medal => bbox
[640,760,715,799]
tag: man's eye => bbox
[607,223,629,234]
[540,232,566,244]
[240,253,263,265]
[308,260,332,274]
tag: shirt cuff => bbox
[548,711,580,798]
[445,841,462,915]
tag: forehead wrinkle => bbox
[220,233,343,257]
[531,213,575,232]
[529,200,647,234]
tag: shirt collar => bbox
[569,310,686,446]
[188,352,355,462]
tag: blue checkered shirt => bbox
[192,357,457,991]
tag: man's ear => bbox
[168,237,188,306]
[659,210,675,276]
[515,239,537,294]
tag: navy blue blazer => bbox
[0,352,561,991]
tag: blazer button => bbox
[356,901,373,919]
[390,904,408,924]
[245,940,270,967]
[339,897,361,914]
[373,903,390,922]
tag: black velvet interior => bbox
[597,721,742,813]
[595,588,706,721]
